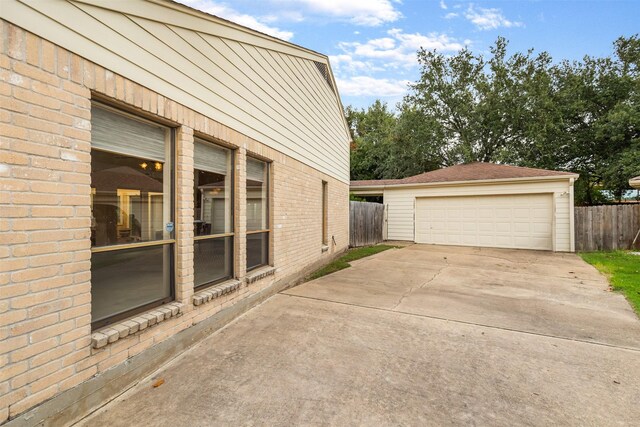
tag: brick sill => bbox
[193,279,242,306]
[245,266,276,284]
[91,302,184,349]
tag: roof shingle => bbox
[351,162,577,187]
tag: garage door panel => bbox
[416,194,553,250]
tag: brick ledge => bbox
[91,302,184,349]
[193,279,242,306]
[245,266,276,284]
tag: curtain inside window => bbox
[91,106,166,161]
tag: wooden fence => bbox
[349,201,385,247]
[575,204,640,251]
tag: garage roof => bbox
[351,162,578,188]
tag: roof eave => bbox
[350,174,580,192]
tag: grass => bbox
[308,245,398,280]
[580,251,640,316]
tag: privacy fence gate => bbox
[349,201,385,247]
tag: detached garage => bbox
[351,163,579,252]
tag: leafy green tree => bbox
[346,36,640,204]
[347,100,396,180]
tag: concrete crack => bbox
[390,264,448,311]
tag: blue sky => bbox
[178,0,640,110]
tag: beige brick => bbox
[11,289,58,309]
[9,384,58,417]
[11,265,60,283]
[28,298,73,319]
[9,337,57,363]
[30,342,74,368]
[0,233,28,245]
[13,86,61,110]
[1,97,29,114]
[41,40,56,73]
[0,205,29,217]
[0,360,28,383]
[12,241,58,257]
[0,258,29,274]
[13,60,60,87]
[0,177,30,191]
[30,206,75,218]
[6,24,25,60]
[10,139,61,158]
[11,218,61,231]
[9,360,60,389]
[0,124,28,141]
[25,32,40,66]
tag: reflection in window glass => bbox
[91,149,168,247]
[247,232,269,271]
[246,157,269,271]
[91,245,172,327]
[90,105,173,329]
[193,139,234,289]
[194,169,232,236]
[194,236,233,287]
[246,157,268,231]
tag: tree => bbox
[346,35,640,204]
[554,35,640,204]
[347,100,396,180]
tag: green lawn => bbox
[308,245,398,280]
[580,251,640,315]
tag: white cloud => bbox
[336,76,409,97]
[282,0,402,26]
[439,0,448,10]
[176,1,294,40]
[464,4,523,30]
[444,12,459,19]
[338,29,465,69]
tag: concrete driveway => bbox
[81,245,640,426]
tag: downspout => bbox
[569,178,576,252]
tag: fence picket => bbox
[349,201,385,247]
[574,204,640,251]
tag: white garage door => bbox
[415,194,553,250]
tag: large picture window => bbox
[193,138,234,289]
[90,105,174,329]
[246,157,269,271]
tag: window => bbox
[90,105,174,329]
[246,157,269,271]
[322,181,328,245]
[193,138,234,289]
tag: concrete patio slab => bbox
[79,245,640,426]
[286,245,640,349]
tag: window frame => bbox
[246,155,271,272]
[193,137,236,291]
[322,181,328,245]
[89,103,176,330]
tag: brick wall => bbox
[0,21,349,423]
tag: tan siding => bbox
[383,180,574,252]
[2,0,350,182]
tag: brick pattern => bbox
[192,280,242,306]
[91,303,184,349]
[0,21,349,423]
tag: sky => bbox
[177,0,640,110]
